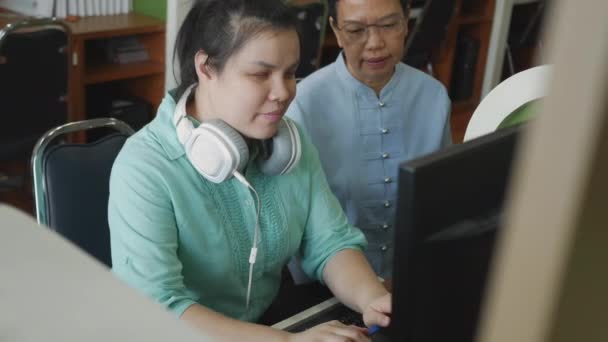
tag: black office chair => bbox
[0,18,70,192]
[403,0,457,75]
[32,118,134,267]
[286,0,329,79]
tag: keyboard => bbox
[272,297,365,333]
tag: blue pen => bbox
[368,325,381,336]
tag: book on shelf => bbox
[77,0,85,16]
[105,36,150,65]
[55,0,67,18]
[450,34,480,102]
[67,0,77,16]
[112,49,149,64]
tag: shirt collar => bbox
[148,90,188,160]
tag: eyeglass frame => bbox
[330,14,408,44]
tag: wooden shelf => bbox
[66,14,165,39]
[67,13,166,125]
[450,106,474,143]
[85,61,164,84]
[452,99,479,113]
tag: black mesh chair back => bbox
[403,0,457,72]
[0,18,70,161]
[32,118,134,267]
[288,0,328,79]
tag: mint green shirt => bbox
[108,91,367,322]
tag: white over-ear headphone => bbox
[173,83,301,183]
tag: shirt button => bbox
[384,177,392,183]
[381,152,390,159]
[381,245,388,252]
[381,223,390,230]
[383,200,391,208]
[378,101,385,107]
[381,128,389,134]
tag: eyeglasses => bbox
[333,16,407,44]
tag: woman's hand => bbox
[287,320,371,342]
[362,293,391,328]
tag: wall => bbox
[165,0,191,91]
[133,0,166,21]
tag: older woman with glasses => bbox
[287,0,452,280]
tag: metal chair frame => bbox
[0,17,71,50]
[31,118,135,225]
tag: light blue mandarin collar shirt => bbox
[287,53,452,278]
[108,90,366,322]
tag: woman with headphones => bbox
[108,0,390,341]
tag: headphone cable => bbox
[233,171,261,321]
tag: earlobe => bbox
[198,63,211,79]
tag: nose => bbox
[365,26,385,50]
[269,77,294,103]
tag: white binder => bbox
[55,0,67,18]
[85,0,94,16]
[93,0,101,16]
[100,0,108,15]
[120,0,129,14]
[77,0,85,16]
[67,0,77,16]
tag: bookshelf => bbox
[431,0,496,142]
[66,14,165,133]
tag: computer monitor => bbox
[387,124,524,341]
[273,124,524,340]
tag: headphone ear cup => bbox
[258,118,301,175]
[185,119,249,183]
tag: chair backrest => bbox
[0,18,71,161]
[287,0,329,78]
[32,118,135,266]
[464,65,551,141]
[403,0,457,69]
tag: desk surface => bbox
[0,205,205,341]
